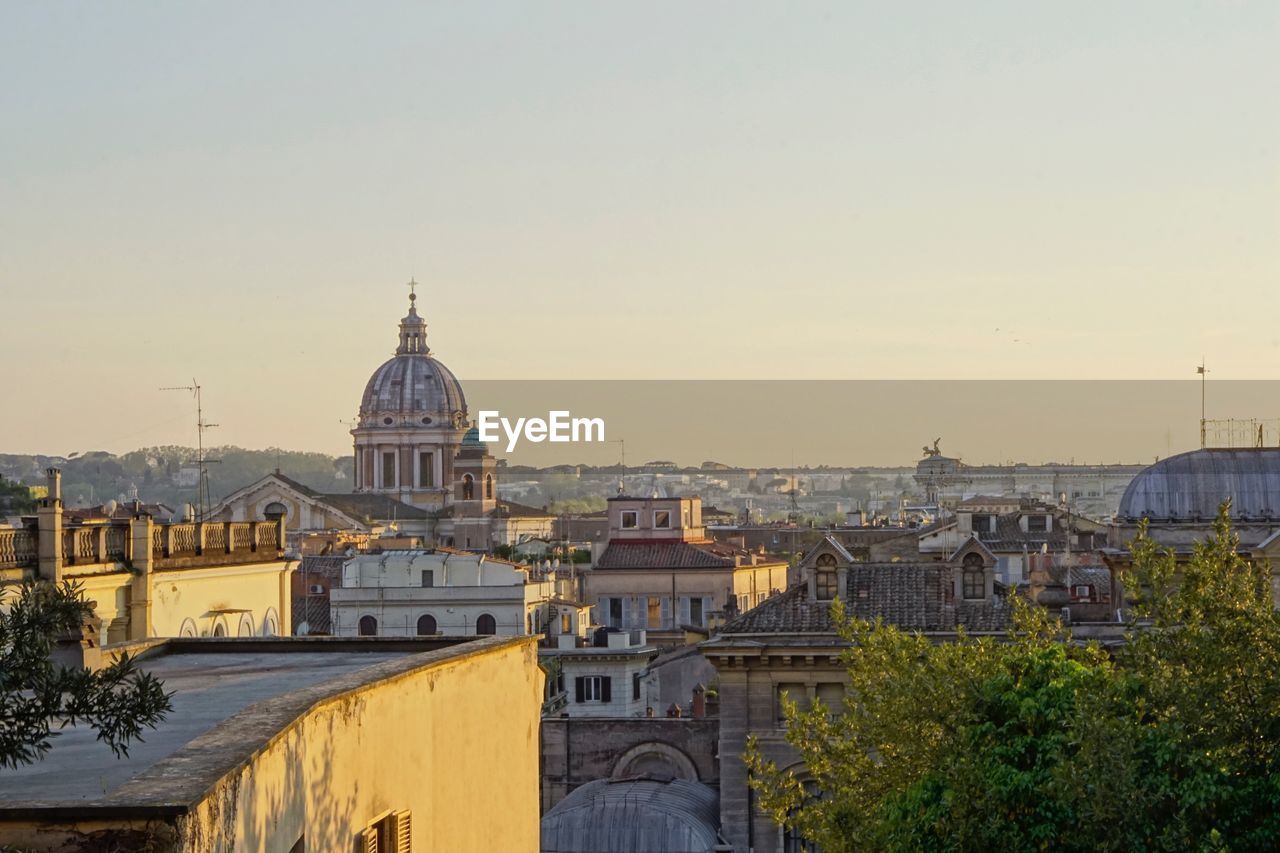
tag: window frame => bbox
[620,510,638,529]
[653,509,671,529]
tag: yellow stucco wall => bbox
[70,560,292,642]
[179,638,543,852]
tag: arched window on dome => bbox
[462,474,475,500]
[485,474,493,500]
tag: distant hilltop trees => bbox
[0,447,354,512]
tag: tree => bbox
[747,503,1280,851]
[0,580,172,769]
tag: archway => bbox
[611,742,699,781]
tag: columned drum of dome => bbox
[351,291,472,510]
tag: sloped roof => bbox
[496,499,553,519]
[317,493,432,524]
[720,563,1009,635]
[540,777,722,853]
[592,540,778,570]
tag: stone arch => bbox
[237,612,255,637]
[178,617,198,638]
[611,741,699,781]
[262,607,280,636]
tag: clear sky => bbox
[1,2,1277,457]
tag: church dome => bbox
[1119,448,1280,521]
[358,290,467,425]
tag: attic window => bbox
[815,553,838,601]
[383,417,394,425]
[1026,514,1049,532]
[621,510,638,529]
[654,510,671,529]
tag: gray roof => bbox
[540,777,722,853]
[360,352,466,420]
[721,564,1009,635]
[1119,448,1280,521]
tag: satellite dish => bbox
[103,499,118,517]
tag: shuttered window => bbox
[575,675,612,703]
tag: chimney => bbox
[46,467,62,503]
[691,684,706,719]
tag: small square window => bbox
[621,510,638,529]
[421,570,434,588]
[654,510,671,529]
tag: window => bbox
[561,613,571,633]
[358,615,378,636]
[621,510,638,529]
[1026,514,1049,532]
[815,553,838,601]
[1074,585,1092,600]
[360,810,411,853]
[607,597,624,628]
[485,474,494,499]
[689,597,704,626]
[575,675,612,703]
[382,452,396,489]
[654,510,671,529]
[816,683,845,720]
[416,614,437,635]
[633,672,642,701]
[462,474,474,500]
[476,613,496,635]
[647,596,663,628]
[962,553,985,600]
[971,513,992,534]
[421,570,434,588]
[418,452,434,488]
[776,683,809,723]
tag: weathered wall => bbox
[177,639,544,852]
[540,717,719,813]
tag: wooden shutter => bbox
[574,676,585,703]
[601,676,612,703]
[679,596,691,626]
[361,827,379,853]
[393,810,412,853]
[660,596,671,628]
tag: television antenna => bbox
[160,379,219,520]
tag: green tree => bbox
[0,581,172,768]
[747,504,1280,851]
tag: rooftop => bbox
[0,636,510,811]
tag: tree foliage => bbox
[0,581,172,769]
[747,503,1280,851]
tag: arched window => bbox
[178,618,198,638]
[462,474,475,500]
[962,552,986,600]
[262,608,280,637]
[212,622,227,638]
[485,474,494,499]
[238,613,255,637]
[476,613,497,635]
[815,553,839,601]
[358,615,378,636]
[263,501,287,521]
[417,614,437,636]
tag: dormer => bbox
[797,535,855,602]
[948,536,997,601]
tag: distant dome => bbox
[360,355,466,422]
[358,293,467,424]
[460,427,483,448]
[1119,448,1280,521]
[540,778,722,853]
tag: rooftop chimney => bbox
[46,467,62,503]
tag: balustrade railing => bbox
[204,523,227,552]
[231,522,252,551]
[255,522,278,549]
[170,523,197,555]
[105,525,128,561]
[0,528,37,569]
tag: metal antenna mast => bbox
[1197,361,1209,448]
[160,379,219,520]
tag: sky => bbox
[1,2,1277,459]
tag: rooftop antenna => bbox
[160,378,219,521]
[1198,360,1209,448]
